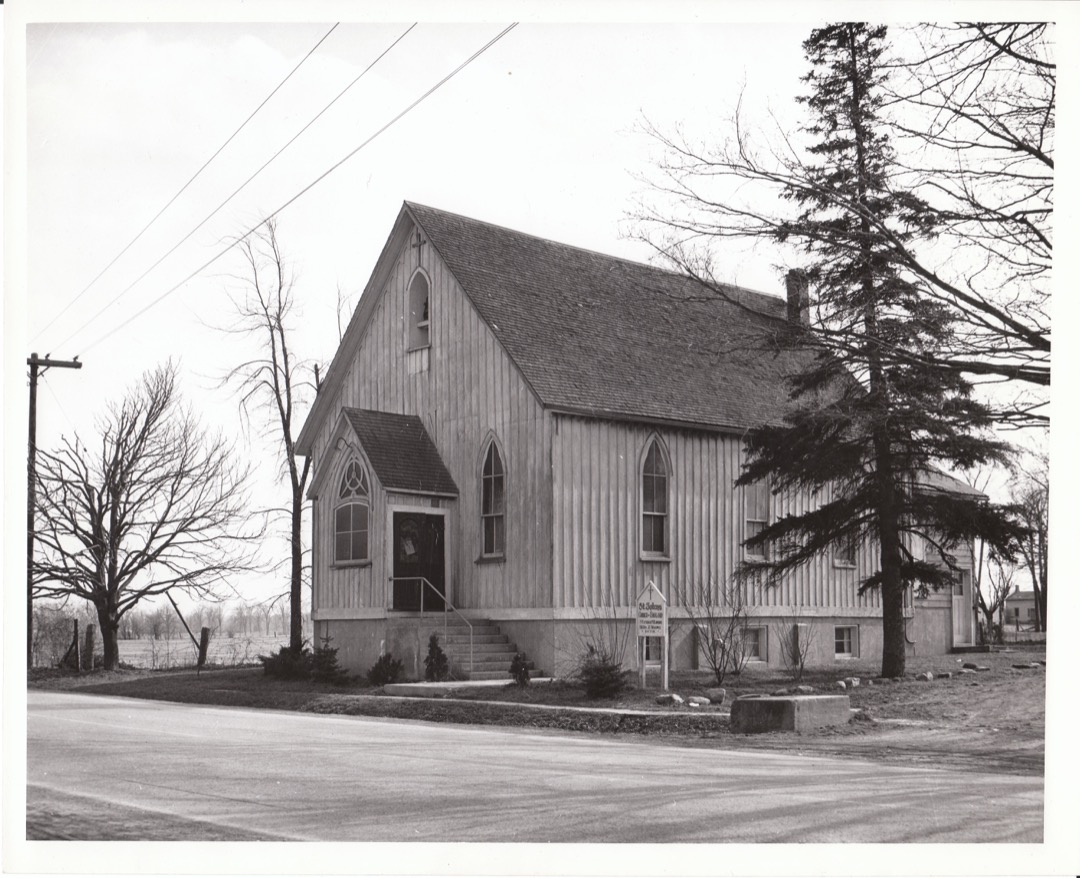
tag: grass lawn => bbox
[29,646,1044,776]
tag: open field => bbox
[29,646,1044,775]
[114,634,288,669]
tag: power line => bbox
[40,374,81,439]
[52,22,417,354]
[33,22,340,345]
[76,23,519,356]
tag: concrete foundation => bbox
[730,695,851,733]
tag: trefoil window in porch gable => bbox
[335,461,370,564]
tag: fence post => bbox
[82,624,96,671]
[197,627,211,668]
[73,619,81,674]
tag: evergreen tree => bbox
[735,24,1017,678]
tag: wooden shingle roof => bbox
[344,408,457,496]
[407,202,806,431]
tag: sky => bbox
[13,11,816,608]
[5,2,1073,611]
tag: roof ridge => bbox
[404,200,783,308]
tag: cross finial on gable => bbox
[411,228,426,259]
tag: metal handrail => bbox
[388,576,473,677]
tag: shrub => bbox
[259,644,312,679]
[367,653,404,686]
[577,647,629,699]
[509,652,530,687]
[424,633,450,682]
[311,636,349,685]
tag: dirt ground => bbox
[29,646,1044,776]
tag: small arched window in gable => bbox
[408,271,430,351]
[335,461,370,564]
[481,440,505,557]
[641,438,669,556]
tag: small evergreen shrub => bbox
[311,636,349,685]
[577,647,629,699]
[509,652,531,687]
[259,644,312,679]
[367,652,404,686]
[424,633,450,682]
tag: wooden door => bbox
[392,512,446,612]
[952,572,971,646]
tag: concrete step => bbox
[468,668,546,682]
[444,627,502,638]
[442,641,517,655]
[437,618,544,680]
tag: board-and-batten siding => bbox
[310,223,552,614]
[551,415,882,612]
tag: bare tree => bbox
[221,218,314,652]
[777,607,817,684]
[32,363,261,670]
[980,553,1016,642]
[634,22,1051,427]
[1011,452,1048,631]
[676,580,752,686]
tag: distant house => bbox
[295,202,977,678]
[1004,588,1040,629]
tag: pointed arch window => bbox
[481,440,505,557]
[641,438,669,556]
[335,461,370,564]
[744,477,770,559]
[408,271,430,351]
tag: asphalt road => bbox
[26,690,1042,843]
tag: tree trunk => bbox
[96,602,121,671]
[290,484,303,652]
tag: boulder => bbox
[962,661,980,670]
[844,677,860,688]
[655,693,684,706]
[704,688,727,705]
[795,685,815,695]
[835,680,847,691]
[914,671,933,682]
[959,668,976,675]
[937,671,952,679]
[687,695,711,707]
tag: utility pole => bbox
[27,353,82,671]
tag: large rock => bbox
[835,680,847,691]
[844,677,860,688]
[730,695,851,733]
[959,668,976,675]
[704,688,727,705]
[655,693,684,706]
[687,695,711,707]
[962,661,980,670]
[937,671,952,679]
[914,671,933,682]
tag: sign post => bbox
[636,581,668,690]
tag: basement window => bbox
[834,625,858,659]
[742,626,767,662]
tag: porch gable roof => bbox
[343,408,458,497]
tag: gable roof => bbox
[406,202,803,432]
[344,408,457,496]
